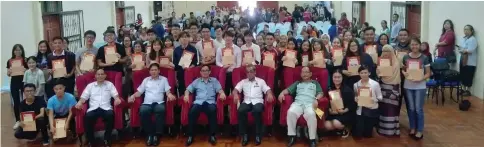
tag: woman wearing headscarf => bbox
[376,45,401,136]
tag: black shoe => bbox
[208,135,217,145]
[413,134,424,140]
[103,139,112,147]
[152,136,160,146]
[287,136,296,147]
[241,134,249,146]
[146,136,153,146]
[309,139,317,147]
[255,136,262,146]
[185,136,194,146]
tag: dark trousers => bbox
[238,103,264,136]
[15,117,49,141]
[46,78,75,98]
[176,70,186,97]
[188,102,217,136]
[85,108,114,143]
[140,103,166,136]
[353,115,377,138]
[224,73,233,95]
[10,77,23,121]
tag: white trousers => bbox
[286,103,317,139]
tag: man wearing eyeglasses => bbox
[183,65,226,146]
[96,29,128,73]
[75,30,99,75]
[195,23,217,65]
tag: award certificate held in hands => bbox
[329,90,344,110]
[347,57,360,76]
[283,50,297,68]
[52,59,67,78]
[179,51,194,68]
[262,52,275,69]
[21,111,36,131]
[407,59,423,81]
[378,58,393,77]
[357,87,373,107]
[242,50,254,65]
[80,53,95,71]
[53,118,67,139]
[105,46,119,64]
[131,53,145,71]
[10,58,25,76]
[332,47,344,66]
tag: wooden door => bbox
[42,14,61,43]
[116,8,125,29]
[257,1,279,9]
[407,4,421,38]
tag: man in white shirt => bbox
[75,68,122,146]
[216,31,242,95]
[196,24,216,65]
[128,63,176,146]
[213,26,225,49]
[232,65,274,146]
[241,30,261,65]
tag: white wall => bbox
[173,1,216,18]
[366,1,391,32]
[125,1,152,28]
[63,1,115,44]
[424,1,484,99]
[1,1,43,90]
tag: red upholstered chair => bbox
[227,65,275,126]
[128,67,177,129]
[74,71,126,136]
[279,67,330,129]
[178,65,226,126]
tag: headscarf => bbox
[381,45,401,85]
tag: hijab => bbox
[381,45,401,85]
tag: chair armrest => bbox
[216,93,225,125]
[129,96,143,127]
[113,98,125,130]
[180,94,194,126]
[317,97,330,129]
[279,94,294,126]
[263,91,275,125]
[165,96,176,125]
[227,94,241,125]
[75,102,89,134]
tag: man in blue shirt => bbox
[390,14,402,44]
[152,17,165,39]
[47,79,77,139]
[183,65,226,146]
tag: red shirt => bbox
[338,18,350,34]
[437,30,455,57]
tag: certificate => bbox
[159,56,171,67]
[262,53,275,69]
[178,51,194,68]
[105,46,119,64]
[164,48,174,58]
[222,48,234,66]
[242,50,254,65]
[302,55,309,66]
[21,111,36,131]
[202,41,215,57]
[407,59,423,81]
[357,87,373,107]
[10,58,25,76]
[283,50,297,68]
[329,90,344,110]
[347,57,360,76]
[53,118,67,139]
[378,58,393,77]
[131,53,145,71]
[312,51,326,68]
[365,45,378,63]
[332,47,344,66]
[80,53,95,71]
[52,59,67,78]
[314,108,324,119]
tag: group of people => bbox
[7,3,478,147]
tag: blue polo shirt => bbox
[47,92,77,117]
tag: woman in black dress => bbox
[325,69,356,138]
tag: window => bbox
[41,1,62,14]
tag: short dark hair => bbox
[26,56,37,63]
[149,63,160,69]
[147,29,155,34]
[399,28,409,34]
[178,31,190,39]
[201,23,211,30]
[24,83,36,91]
[358,65,369,73]
[223,31,235,38]
[240,23,249,28]
[172,24,180,28]
[54,78,66,87]
[189,22,198,28]
[266,33,275,38]
[52,36,63,42]
[330,18,337,25]
[243,30,252,37]
[363,26,376,33]
[201,65,211,71]
[393,14,399,19]
[84,30,96,38]
[214,26,223,31]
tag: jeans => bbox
[15,117,49,141]
[238,103,264,136]
[85,108,114,143]
[405,89,426,132]
[140,103,166,136]
[187,102,217,136]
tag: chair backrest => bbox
[132,67,177,94]
[232,65,275,89]
[75,71,123,98]
[184,65,226,90]
[283,67,328,93]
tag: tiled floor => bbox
[1,92,483,147]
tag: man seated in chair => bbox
[75,68,122,146]
[183,65,226,146]
[128,63,176,146]
[278,66,324,147]
[232,65,274,146]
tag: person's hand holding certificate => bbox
[222,48,235,66]
[302,55,309,66]
[378,58,393,77]
[406,59,424,81]
[332,47,344,66]
[131,53,144,71]
[357,87,373,108]
[242,50,254,65]
[53,118,67,139]
[347,57,360,76]
[21,111,36,131]
[9,58,25,76]
[159,56,172,68]
[329,90,344,111]
[312,51,326,68]
[80,53,95,71]
[105,46,119,64]
[203,41,215,58]
[52,59,67,78]
[283,50,297,68]
[179,51,194,69]
[262,52,275,69]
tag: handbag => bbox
[444,51,457,63]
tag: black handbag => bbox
[459,100,471,111]
[444,51,457,63]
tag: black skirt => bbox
[326,113,354,126]
[460,65,476,87]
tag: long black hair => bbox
[149,39,165,60]
[441,19,454,36]
[11,44,25,59]
[329,69,345,90]
[345,39,361,57]
[36,40,52,61]
[377,34,390,46]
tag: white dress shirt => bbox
[240,43,262,64]
[137,76,171,105]
[195,38,215,58]
[215,44,242,72]
[213,38,225,49]
[234,77,271,105]
[81,81,119,112]
[353,79,383,115]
